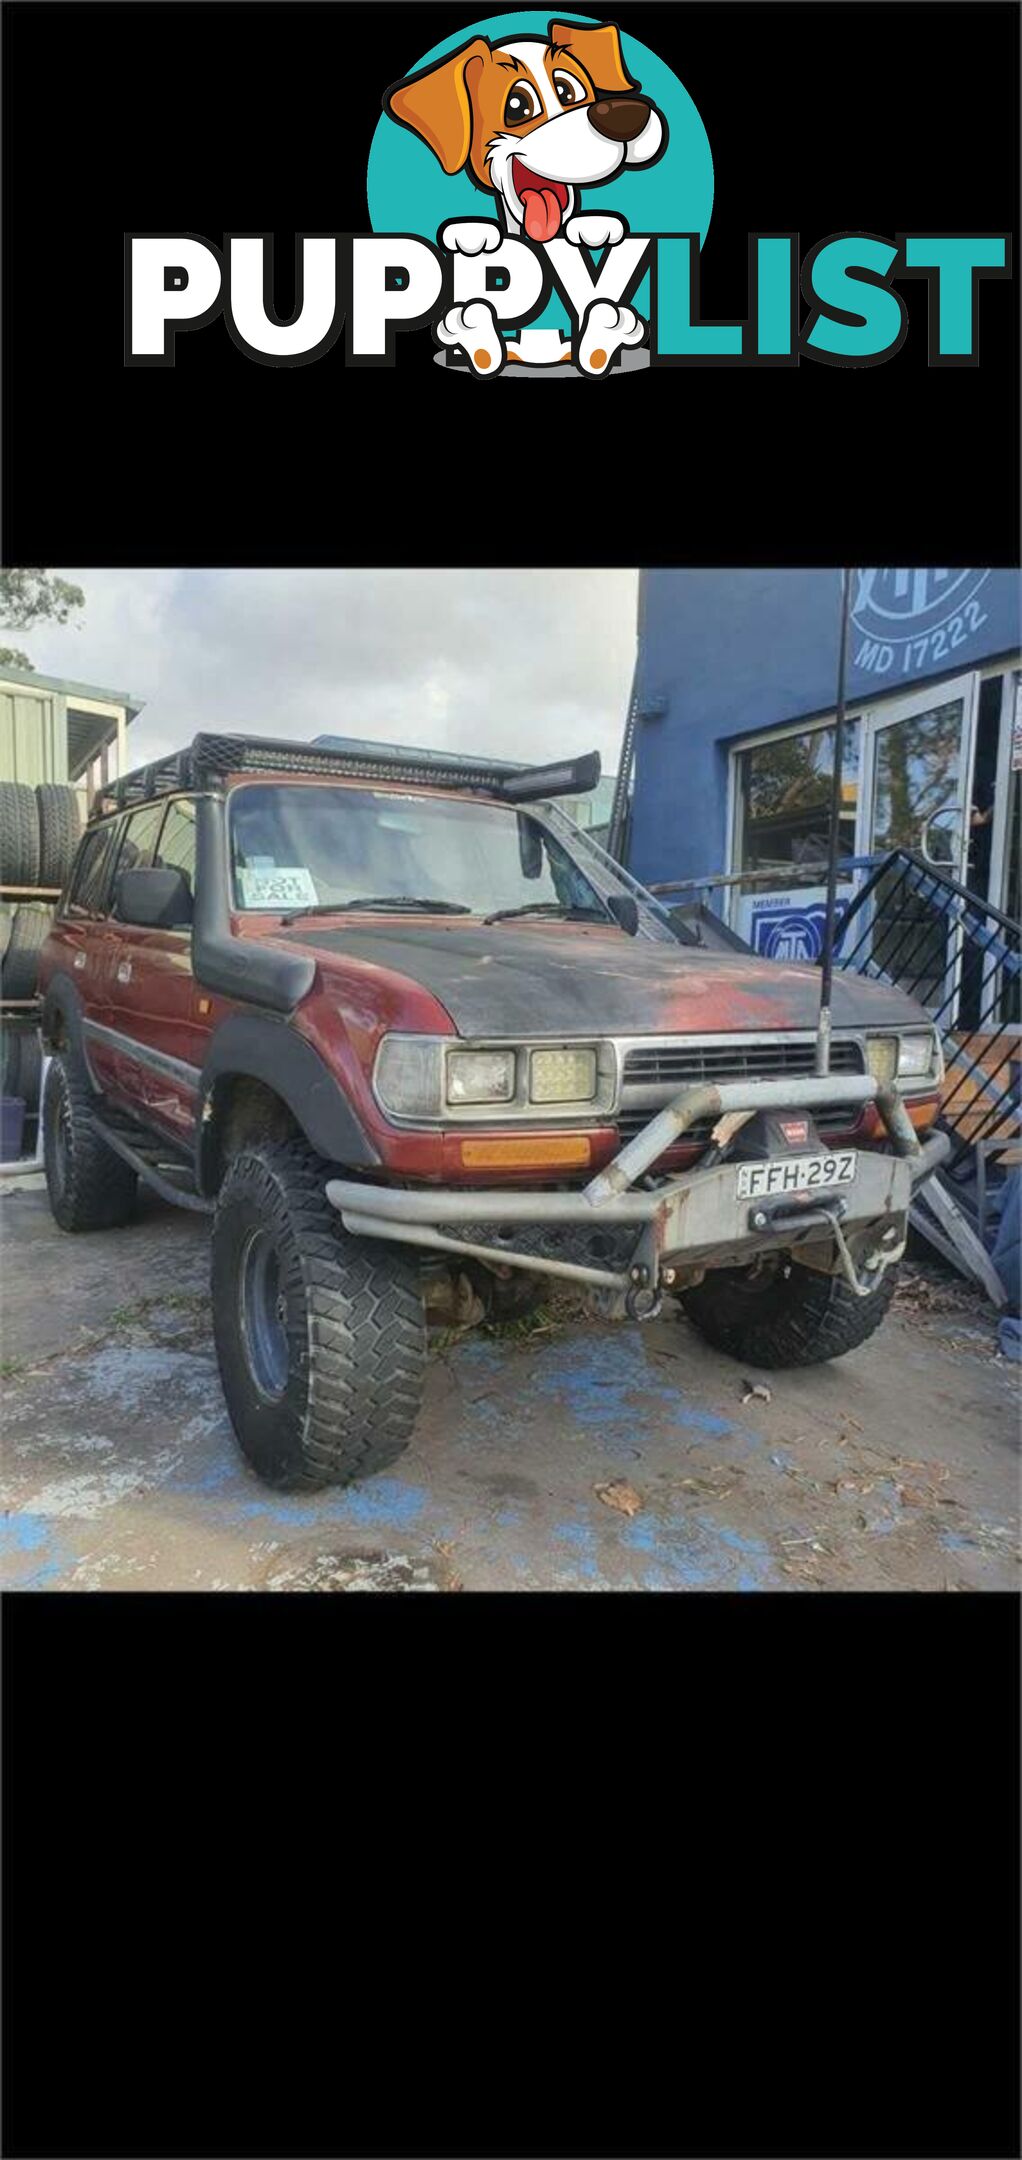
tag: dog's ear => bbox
[385,38,491,175]
[549,20,636,94]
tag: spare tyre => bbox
[2,1026,43,1109]
[36,784,81,889]
[0,782,39,888]
[0,906,51,1001]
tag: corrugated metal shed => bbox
[0,665,144,788]
[0,682,66,783]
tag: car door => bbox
[60,813,125,1097]
[104,796,204,1145]
[142,798,211,1140]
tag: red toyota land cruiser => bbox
[38,733,948,1490]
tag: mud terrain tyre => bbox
[43,1051,138,1230]
[211,1140,426,1489]
[36,783,81,888]
[2,1025,42,1109]
[0,905,51,1000]
[0,781,39,886]
[680,1252,899,1368]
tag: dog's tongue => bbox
[522,186,563,244]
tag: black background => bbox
[4,1593,1020,2160]
[2,0,1019,566]
[2,7,1021,2158]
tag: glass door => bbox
[862,673,978,1012]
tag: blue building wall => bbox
[628,568,1022,887]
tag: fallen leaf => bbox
[595,1479,642,1518]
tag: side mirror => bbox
[114,866,194,929]
[606,892,639,937]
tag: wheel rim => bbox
[238,1227,291,1399]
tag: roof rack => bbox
[89,733,601,818]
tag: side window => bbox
[113,802,167,885]
[155,800,197,898]
[66,821,121,917]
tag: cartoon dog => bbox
[385,19,666,373]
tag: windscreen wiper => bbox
[280,896,472,925]
[482,902,611,925]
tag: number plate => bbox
[736,1151,857,1200]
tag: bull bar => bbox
[326,1074,950,1310]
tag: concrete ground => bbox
[1,1176,1018,1592]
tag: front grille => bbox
[616,1038,866,1158]
[621,1038,864,1088]
[615,1105,864,1148]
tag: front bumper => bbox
[326,1074,950,1309]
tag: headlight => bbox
[374,1033,614,1122]
[374,1035,443,1118]
[530,1047,598,1104]
[865,1031,938,1086]
[898,1030,938,1078]
[865,1035,899,1086]
[447,1049,516,1105]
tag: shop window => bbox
[735,721,860,887]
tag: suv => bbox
[39,733,948,1490]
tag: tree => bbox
[0,568,85,671]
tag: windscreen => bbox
[228,783,605,917]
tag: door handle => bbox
[920,806,960,867]
[116,960,132,985]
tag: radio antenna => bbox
[815,568,854,1076]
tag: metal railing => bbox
[835,849,1020,1170]
[649,854,882,912]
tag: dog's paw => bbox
[435,300,504,375]
[577,299,645,375]
[440,220,503,256]
[563,212,627,250]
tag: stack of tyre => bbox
[1,781,81,1133]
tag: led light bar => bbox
[91,733,602,818]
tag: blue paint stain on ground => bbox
[617,1507,778,1590]
[939,1511,1013,1559]
[220,1476,433,1533]
[172,1455,237,1496]
[545,1488,780,1592]
[453,1328,731,1445]
[0,1513,75,1589]
[441,1326,783,1587]
[551,1519,601,1579]
[530,1332,754,1449]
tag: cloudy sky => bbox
[24,569,640,775]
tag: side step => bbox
[94,1115,213,1216]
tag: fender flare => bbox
[196,1012,381,1193]
[40,971,97,1083]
